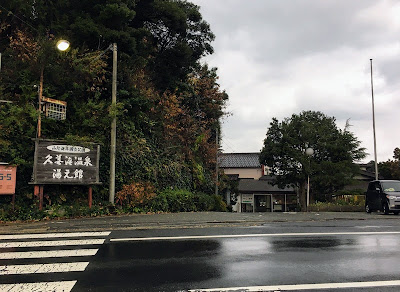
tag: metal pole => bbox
[305,147,313,212]
[215,126,219,197]
[109,43,117,203]
[307,175,310,212]
[370,59,378,180]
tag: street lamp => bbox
[37,39,70,138]
[305,147,314,212]
[56,40,70,51]
[35,39,70,210]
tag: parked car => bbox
[365,180,400,214]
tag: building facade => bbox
[219,153,296,213]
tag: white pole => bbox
[305,147,314,212]
[370,59,378,180]
[215,126,219,197]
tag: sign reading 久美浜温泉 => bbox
[32,139,101,185]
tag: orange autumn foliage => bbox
[116,182,156,208]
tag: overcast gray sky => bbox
[192,0,400,163]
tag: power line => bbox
[221,135,238,153]
[0,4,38,32]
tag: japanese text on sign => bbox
[32,140,100,185]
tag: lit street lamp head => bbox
[56,40,70,51]
[305,147,314,156]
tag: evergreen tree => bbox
[259,111,366,210]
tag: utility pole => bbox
[37,66,44,138]
[370,59,378,180]
[109,43,117,203]
[215,126,219,197]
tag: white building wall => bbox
[223,168,263,180]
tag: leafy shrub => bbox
[116,181,156,208]
[149,189,227,213]
[211,194,228,212]
[308,201,364,212]
[149,189,194,212]
[0,198,45,222]
[193,192,214,211]
[0,186,228,222]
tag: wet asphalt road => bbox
[76,219,400,291]
[2,215,400,291]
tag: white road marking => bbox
[0,280,77,292]
[110,231,400,242]
[0,249,98,259]
[0,233,109,290]
[0,238,105,248]
[0,262,89,275]
[190,280,400,291]
[0,231,110,240]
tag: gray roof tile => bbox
[219,153,261,168]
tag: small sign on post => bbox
[0,163,17,205]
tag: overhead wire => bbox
[0,4,39,33]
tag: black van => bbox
[365,180,400,215]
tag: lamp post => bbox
[35,39,69,210]
[37,39,70,139]
[305,147,314,212]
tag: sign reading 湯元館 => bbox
[32,139,101,185]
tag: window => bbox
[381,181,400,192]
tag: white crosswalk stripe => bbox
[0,231,110,240]
[0,281,77,292]
[0,238,105,248]
[0,262,89,275]
[0,249,98,259]
[0,231,110,292]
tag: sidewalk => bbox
[0,211,395,234]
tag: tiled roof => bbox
[359,170,384,180]
[219,153,261,168]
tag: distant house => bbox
[219,153,378,212]
[218,153,266,179]
[237,176,297,212]
[342,163,384,192]
[219,153,296,213]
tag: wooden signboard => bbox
[32,139,101,185]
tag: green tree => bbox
[133,0,215,90]
[259,111,366,210]
[1,0,227,203]
[379,148,400,180]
